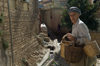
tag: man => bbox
[65,7,96,66]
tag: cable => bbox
[7,0,14,66]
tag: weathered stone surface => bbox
[0,0,43,66]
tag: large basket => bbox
[60,35,83,63]
[83,40,100,57]
[60,41,72,58]
[64,44,83,63]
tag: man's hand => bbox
[66,33,75,41]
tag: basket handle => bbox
[62,34,74,46]
[62,34,68,40]
[62,34,70,42]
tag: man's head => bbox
[68,7,81,24]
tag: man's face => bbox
[69,12,80,24]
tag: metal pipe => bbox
[7,0,14,66]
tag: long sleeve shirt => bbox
[72,19,91,45]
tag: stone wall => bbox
[95,4,100,31]
[0,0,42,66]
[90,32,100,47]
[0,0,8,66]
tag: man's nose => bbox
[71,17,74,19]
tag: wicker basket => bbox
[83,40,100,57]
[60,35,83,63]
[64,43,83,63]
[60,41,72,58]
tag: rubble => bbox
[25,24,69,66]
[36,32,51,47]
[37,50,50,66]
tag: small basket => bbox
[83,40,100,57]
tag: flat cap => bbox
[68,7,81,15]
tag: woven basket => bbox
[60,41,72,58]
[64,43,83,63]
[60,35,83,63]
[83,40,100,57]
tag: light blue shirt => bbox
[72,19,91,44]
